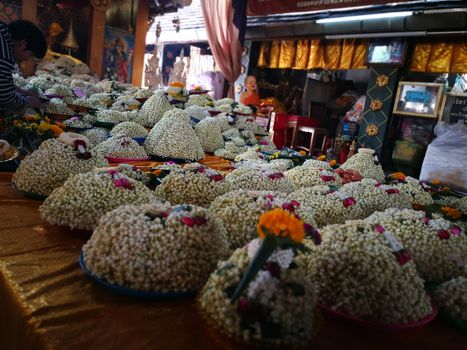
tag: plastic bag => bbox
[420,121,467,190]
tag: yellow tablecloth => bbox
[0,172,465,350]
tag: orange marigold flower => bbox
[170,81,184,88]
[298,150,307,156]
[55,121,66,128]
[390,172,406,181]
[441,206,461,220]
[153,169,162,176]
[329,159,337,167]
[49,125,63,137]
[257,208,305,243]
[317,155,326,161]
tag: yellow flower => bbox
[441,206,461,220]
[390,172,406,181]
[38,121,51,131]
[431,179,441,185]
[257,208,305,243]
[329,159,337,167]
[298,150,307,156]
[317,155,326,161]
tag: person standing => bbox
[0,20,47,112]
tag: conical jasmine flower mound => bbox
[339,148,385,182]
[82,203,229,292]
[40,168,157,231]
[110,121,148,138]
[13,133,108,196]
[199,209,317,346]
[364,208,467,283]
[303,220,432,324]
[140,90,174,127]
[433,277,467,322]
[144,109,204,161]
[194,117,224,153]
[210,190,318,249]
[285,166,342,190]
[93,135,148,160]
[154,163,230,208]
[226,167,293,193]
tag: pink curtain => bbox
[201,0,244,98]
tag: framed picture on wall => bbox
[439,92,467,124]
[365,39,407,66]
[393,82,444,119]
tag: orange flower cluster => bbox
[298,150,307,156]
[441,206,462,220]
[169,81,185,88]
[390,172,406,181]
[317,155,326,161]
[329,159,337,167]
[257,208,305,243]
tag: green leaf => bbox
[230,232,277,303]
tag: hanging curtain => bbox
[259,39,367,70]
[200,0,247,97]
[409,41,467,73]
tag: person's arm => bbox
[0,58,27,110]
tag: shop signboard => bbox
[393,82,444,119]
[248,0,411,16]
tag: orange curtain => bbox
[409,42,467,73]
[259,39,367,70]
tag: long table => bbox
[0,172,465,349]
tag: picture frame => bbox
[439,92,467,124]
[393,82,444,119]
[365,39,407,67]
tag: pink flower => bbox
[304,223,321,245]
[321,175,336,182]
[394,250,411,266]
[268,173,284,180]
[437,229,450,240]
[385,188,400,195]
[265,194,274,201]
[209,174,224,182]
[165,161,176,165]
[421,217,431,225]
[282,200,300,212]
[374,224,385,233]
[181,217,195,227]
[342,197,357,208]
[237,298,250,313]
[192,216,207,226]
[450,225,461,236]
[260,140,268,145]
[107,169,118,176]
[197,167,206,173]
[374,182,382,187]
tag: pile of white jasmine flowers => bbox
[199,242,316,346]
[40,168,156,230]
[94,135,148,160]
[154,163,230,208]
[194,117,225,153]
[13,134,107,196]
[285,166,342,190]
[110,122,148,138]
[83,203,229,292]
[303,220,432,324]
[139,90,174,126]
[339,148,385,182]
[144,109,204,161]
[209,190,317,249]
[433,277,467,322]
[364,208,467,282]
[226,167,293,193]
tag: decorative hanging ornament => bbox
[366,124,379,136]
[61,20,79,55]
[376,74,389,87]
[90,0,111,11]
[370,99,383,111]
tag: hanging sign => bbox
[248,1,411,16]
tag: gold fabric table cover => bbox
[0,172,465,350]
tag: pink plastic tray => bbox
[318,301,438,330]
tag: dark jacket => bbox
[0,21,27,111]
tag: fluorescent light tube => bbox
[316,11,413,24]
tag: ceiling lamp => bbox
[316,11,413,24]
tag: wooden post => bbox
[21,0,37,22]
[87,7,106,78]
[132,0,149,87]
